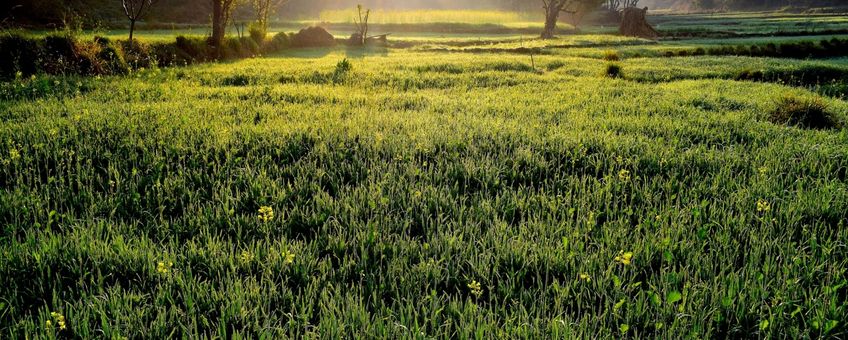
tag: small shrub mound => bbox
[769,95,840,129]
[291,26,336,48]
[605,63,623,78]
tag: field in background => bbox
[317,9,539,25]
[1,8,847,339]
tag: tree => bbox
[211,0,239,51]
[122,0,158,44]
[565,0,604,30]
[542,0,591,39]
[252,0,287,34]
[352,4,370,45]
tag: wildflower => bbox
[468,280,483,297]
[614,251,633,265]
[258,206,274,222]
[758,166,768,175]
[15,71,22,79]
[579,273,591,282]
[283,251,295,264]
[757,199,771,213]
[618,169,631,181]
[240,250,254,264]
[48,311,66,330]
[156,261,173,274]
[9,148,20,161]
[413,190,422,198]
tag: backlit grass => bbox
[1,47,846,337]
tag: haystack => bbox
[619,7,659,39]
[291,26,336,47]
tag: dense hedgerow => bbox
[0,31,295,79]
[662,38,848,60]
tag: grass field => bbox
[1,9,848,339]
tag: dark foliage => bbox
[768,95,840,129]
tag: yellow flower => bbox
[240,251,255,264]
[618,169,631,181]
[156,261,173,274]
[614,251,633,265]
[48,311,66,330]
[9,148,20,161]
[258,206,274,223]
[757,199,771,213]
[468,280,483,297]
[579,273,591,282]
[758,166,768,175]
[283,251,295,264]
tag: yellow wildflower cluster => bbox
[614,251,634,265]
[618,169,631,181]
[240,251,255,264]
[47,311,66,330]
[468,280,483,297]
[757,199,771,213]
[283,251,295,264]
[579,273,591,282]
[156,261,174,274]
[258,206,274,222]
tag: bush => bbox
[332,58,352,83]
[175,36,212,62]
[0,34,43,79]
[249,23,266,45]
[95,36,129,75]
[769,95,840,129]
[42,33,80,74]
[602,50,620,61]
[121,40,155,69]
[605,63,623,78]
[266,32,291,52]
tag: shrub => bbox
[95,36,129,75]
[42,33,80,75]
[605,63,623,78]
[332,58,352,83]
[175,36,212,62]
[0,34,43,79]
[693,47,706,56]
[267,32,291,52]
[602,50,620,61]
[769,95,840,129]
[248,23,266,45]
[121,40,155,69]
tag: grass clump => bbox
[602,50,620,61]
[605,63,623,78]
[769,95,841,129]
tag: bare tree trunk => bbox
[129,20,136,43]
[212,0,226,51]
[541,8,559,39]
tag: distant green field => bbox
[1,9,847,339]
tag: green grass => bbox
[1,47,847,338]
[2,11,848,338]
